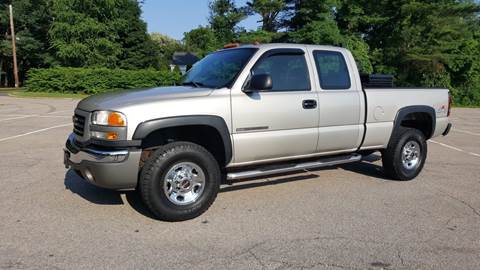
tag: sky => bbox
[141,0,261,40]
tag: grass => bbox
[0,87,20,92]
[8,90,88,99]
[452,104,480,108]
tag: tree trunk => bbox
[0,57,3,87]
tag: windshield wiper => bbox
[182,81,206,88]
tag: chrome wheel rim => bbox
[402,141,421,170]
[163,162,206,205]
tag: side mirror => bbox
[244,74,272,93]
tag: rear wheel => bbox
[139,142,221,221]
[382,127,427,180]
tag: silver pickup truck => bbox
[64,43,452,221]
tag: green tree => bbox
[183,27,219,57]
[208,0,246,44]
[49,0,122,67]
[49,0,158,69]
[150,33,179,48]
[236,30,284,43]
[284,0,373,73]
[246,0,286,32]
[151,33,185,68]
[113,0,160,69]
[0,0,54,85]
[284,0,339,31]
[337,0,480,104]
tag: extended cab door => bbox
[308,49,365,153]
[231,48,319,165]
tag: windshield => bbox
[182,48,257,89]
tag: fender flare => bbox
[132,115,232,163]
[392,105,436,139]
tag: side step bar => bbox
[227,153,362,181]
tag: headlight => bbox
[91,111,127,127]
[90,111,127,141]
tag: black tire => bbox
[139,142,221,221]
[381,127,427,181]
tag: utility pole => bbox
[9,4,19,88]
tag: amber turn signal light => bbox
[106,132,119,140]
[108,112,126,127]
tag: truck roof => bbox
[221,43,348,52]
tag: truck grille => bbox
[73,114,86,136]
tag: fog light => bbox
[83,169,95,183]
[106,132,118,140]
[91,131,119,141]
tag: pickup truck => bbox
[64,43,452,221]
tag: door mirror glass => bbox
[244,74,273,92]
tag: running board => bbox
[227,153,362,181]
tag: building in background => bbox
[170,52,199,74]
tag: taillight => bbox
[447,92,452,117]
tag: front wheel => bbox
[382,127,427,181]
[139,142,221,221]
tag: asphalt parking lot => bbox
[0,95,479,270]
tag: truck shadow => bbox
[64,170,123,205]
[339,154,389,180]
[64,154,390,219]
[64,169,158,219]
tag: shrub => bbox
[25,67,182,94]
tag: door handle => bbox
[302,99,317,109]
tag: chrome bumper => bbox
[64,134,128,164]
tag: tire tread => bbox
[382,127,427,181]
[139,142,220,221]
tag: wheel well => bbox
[140,125,227,167]
[400,112,433,138]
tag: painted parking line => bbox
[0,109,73,122]
[1,114,34,117]
[46,109,73,115]
[0,123,71,142]
[36,115,71,118]
[430,140,480,158]
[2,113,72,117]
[0,115,71,122]
[0,115,36,122]
[453,129,480,136]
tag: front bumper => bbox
[64,134,141,190]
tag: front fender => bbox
[132,115,233,164]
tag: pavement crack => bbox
[248,249,266,269]
[437,189,480,218]
[301,261,361,270]
[396,248,406,267]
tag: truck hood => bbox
[77,86,214,112]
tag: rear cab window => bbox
[313,51,351,90]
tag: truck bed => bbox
[360,88,450,150]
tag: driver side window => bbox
[251,54,311,91]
